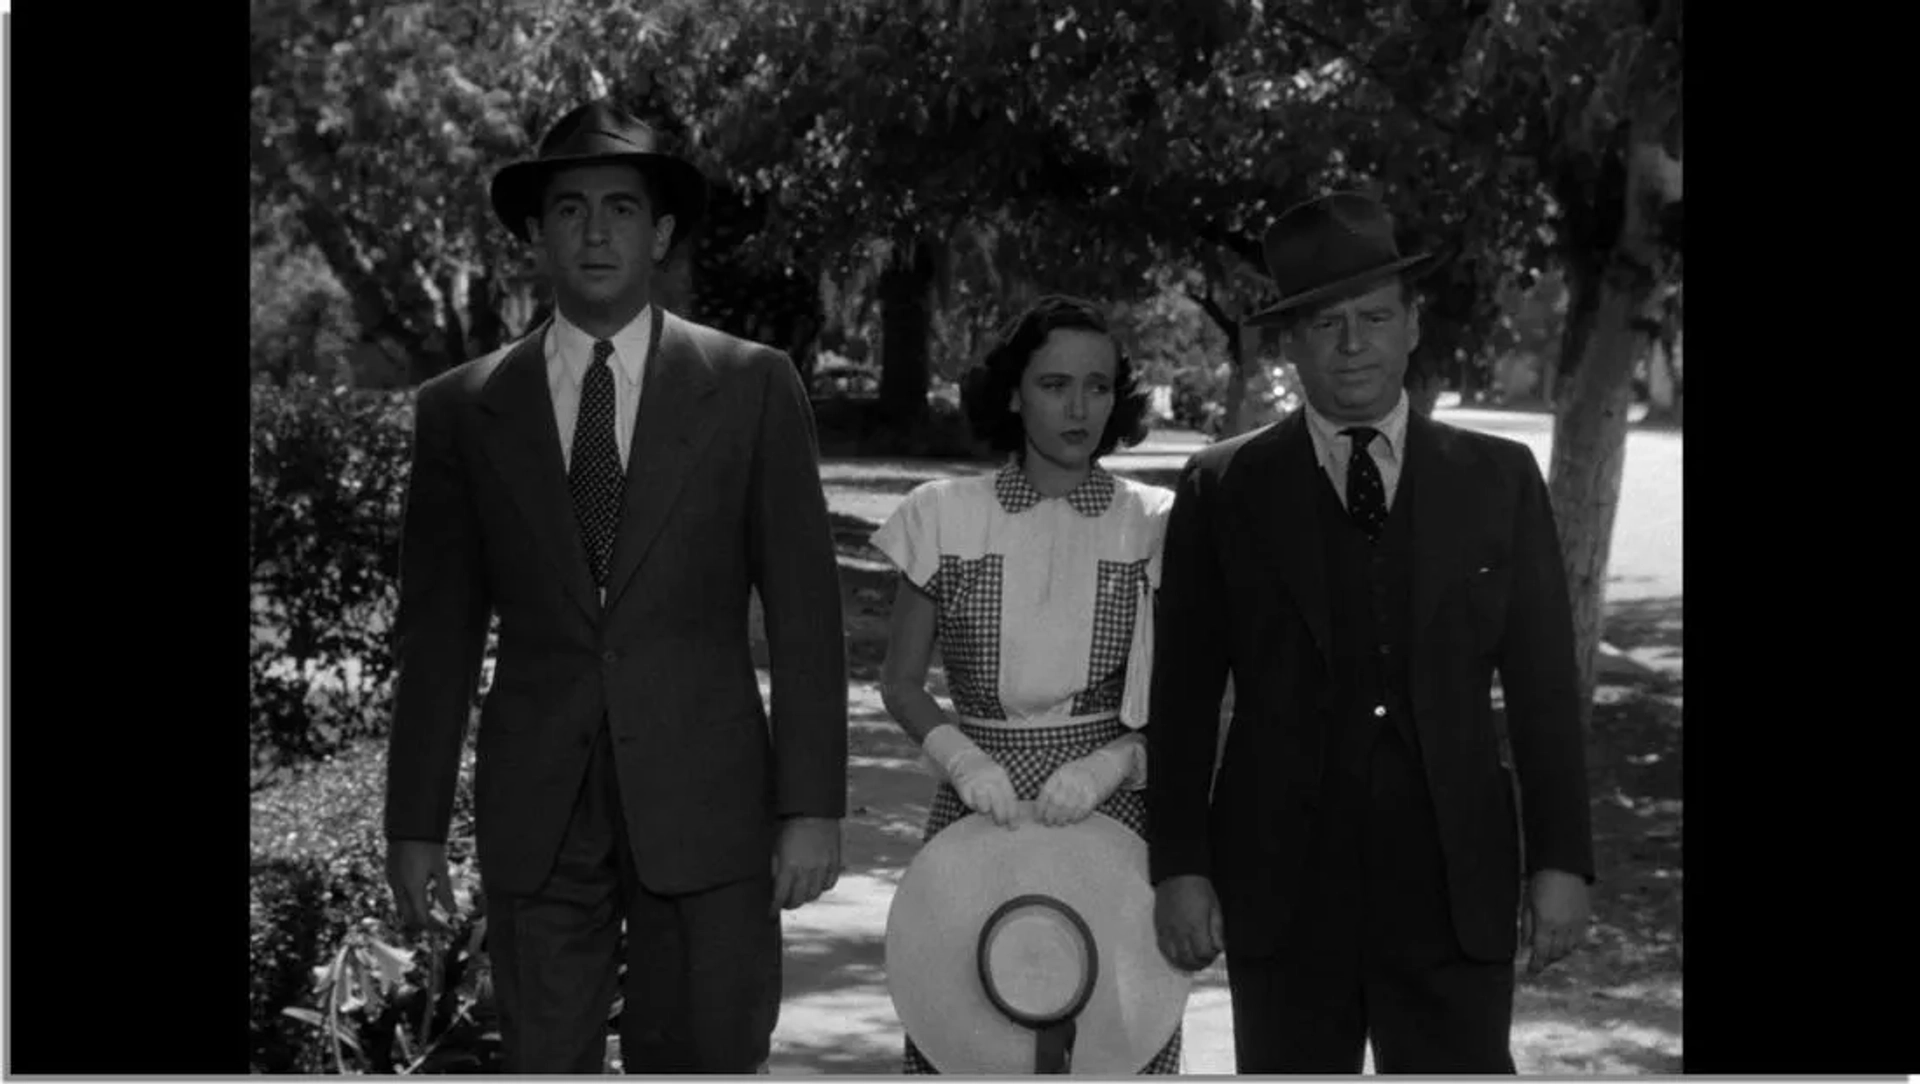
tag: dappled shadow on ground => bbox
[829,512,888,566]
[1509,609,1683,1073]
[1604,595,1683,663]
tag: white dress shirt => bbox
[546,307,653,472]
[1302,388,1410,511]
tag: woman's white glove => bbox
[921,724,1022,827]
[1035,735,1145,826]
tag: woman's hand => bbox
[922,724,1023,827]
[1034,742,1134,825]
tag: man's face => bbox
[1285,278,1419,423]
[528,163,674,319]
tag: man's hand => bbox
[1154,874,1225,972]
[386,839,456,935]
[772,816,843,915]
[1521,869,1590,975]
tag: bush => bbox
[250,739,493,1074]
[1169,360,1304,437]
[251,376,415,784]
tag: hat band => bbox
[976,895,1099,1072]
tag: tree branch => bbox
[1264,11,1460,140]
[1186,282,1236,338]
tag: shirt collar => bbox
[1302,388,1410,464]
[994,461,1116,517]
[549,306,653,388]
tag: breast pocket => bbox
[934,554,1006,718]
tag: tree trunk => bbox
[465,266,507,358]
[1547,277,1639,729]
[1458,356,1485,405]
[1643,339,1677,422]
[878,237,935,429]
[1546,115,1680,729]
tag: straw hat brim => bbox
[884,807,1191,1073]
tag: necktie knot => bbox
[591,339,615,368]
[1341,425,1380,452]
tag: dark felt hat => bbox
[489,99,708,243]
[1245,191,1435,326]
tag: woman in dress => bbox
[871,295,1182,1074]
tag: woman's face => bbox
[1010,328,1117,472]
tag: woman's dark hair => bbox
[959,294,1152,459]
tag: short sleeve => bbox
[870,481,943,591]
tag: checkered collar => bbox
[993,461,1116,517]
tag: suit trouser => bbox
[1226,723,1516,1075]
[484,724,782,1073]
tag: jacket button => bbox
[602,650,618,664]
[1373,704,1388,718]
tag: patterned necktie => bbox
[1341,426,1388,543]
[569,339,623,587]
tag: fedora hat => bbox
[885,808,1191,1074]
[1245,191,1435,326]
[489,99,709,243]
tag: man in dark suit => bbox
[382,100,849,1073]
[1146,192,1594,1073]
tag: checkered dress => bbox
[871,463,1182,1075]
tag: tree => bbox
[1224,0,1681,725]
[251,0,826,383]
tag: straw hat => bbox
[885,808,1191,1073]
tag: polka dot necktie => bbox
[1341,426,1389,542]
[569,339,624,589]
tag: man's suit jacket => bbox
[384,308,848,899]
[1146,409,1593,963]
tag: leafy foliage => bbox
[250,378,413,784]
[250,739,492,1073]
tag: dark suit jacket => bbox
[384,308,848,898]
[1146,410,1593,962]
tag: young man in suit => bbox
[383,100,849,1073]
[1147,192,1594,1073]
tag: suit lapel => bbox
[1407,412,1479,640]
[479,322,601,624]
[1245,414,1333,666]
[602,309,720,612]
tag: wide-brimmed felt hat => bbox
[1245,191,1436,326]
[885,808,1191,1074]
[489,99,709,243]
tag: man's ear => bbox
[652,214,677,260]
